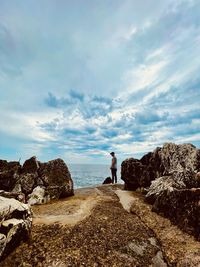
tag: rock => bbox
[152,188,200,239]
[39,159,74,199]
[121,143,200,190]
[0,234,6,258]
[121,159,149,190]
[146,170,198,204]
[21,156,39,174]
[27,186,50,205]
[0,160,20,191]
[20,173,38,195]
[0,157,74,204]
[0,196,32,259]
[0,190,25,203]
[152,251,167,267]
[121,143,200,239]
[196,172,200,184]
[145,176,184,204]
[102,177,112,184]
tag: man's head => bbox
[110,152,115,157]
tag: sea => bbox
[68,164,121,189]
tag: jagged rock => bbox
[121,143,200,239]
[39,159,74,198]
[102,177,112,184]
[146,170,198,204]
[21,156,39,174]
[121,143,200,190]
[19,173,38,195]
[121,159,148,190]
[0,197,32,259]
[0,157,74,204]
[27,186,50,205]
[152,188,200,239]
[0,161,20,191]
[145,176,184,204]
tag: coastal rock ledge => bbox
[0,196,32,260]
[121,142,200,239]
[0,157,74,204]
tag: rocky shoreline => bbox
[121,143,200,240]
[0,142,200,266]
[0,184,200,266]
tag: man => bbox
[110,152,117,184]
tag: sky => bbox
[0,0,200,165]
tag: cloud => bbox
[0,0,200,163]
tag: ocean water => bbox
[68,164,121,189]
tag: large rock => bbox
[121,158,151,190]
[38,158,74,198]
[0,197,32,260]
[121,143,200,239]
[152,188,200,239]
[0,157,74,204]
[21,156,39,174]
[121,143,200,191]
[146,169,199,204]
[0,160,20,191]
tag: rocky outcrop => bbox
[102,177,112,184]
[152,188,200,239]
[0,196,32,260]
[0,157,74,204]
[0,161,20,192]
[121,143,200,191]
[38,159,73,198]
[121,143,200,239]
[145,169,198,204]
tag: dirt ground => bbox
[1,184,200,267]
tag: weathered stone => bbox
[27,186,50,205]
[0,234,6,259]
[0,157,74,204]
[146,169,198,204]
[145,176,185,204]
[0,190,25,203]
[121,143,200,190]
[39,159,74,198]
[121,158,150,190]
[21,156,39,174]
[102,177,112,184]
[152,188,200,239]
[0,161,20,192]
[0,196,32,259]
[19,173,37,195]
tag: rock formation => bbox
[102,177,112,184]
[0,157,74,204]
[152,188,200,239]
[121,143,200,239]
[121,143,200,190]
[0,196,32,260]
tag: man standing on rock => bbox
[110,152,117,184]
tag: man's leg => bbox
[114,169,117,184]
[111,169,114,184]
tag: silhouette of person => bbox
[110,152,117,184]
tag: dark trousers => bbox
[111,168,117,184]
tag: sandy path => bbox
[32,185,116,226]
